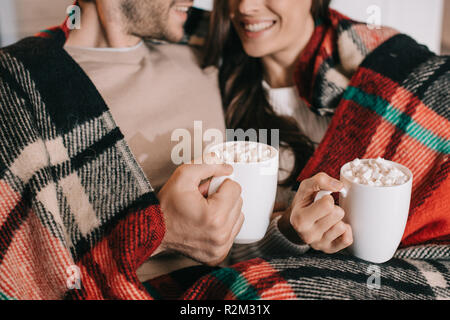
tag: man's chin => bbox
[141,29,184,43]
[162,28,185,43]
[167,30,184,43]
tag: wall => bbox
[442,0,450,54]
[0,0,72,46]
[0,0,18,46]
[331,0,445,54]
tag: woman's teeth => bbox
[244,21,275,32]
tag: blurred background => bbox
[0,0,449,54]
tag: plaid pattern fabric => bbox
[0,32,164,299]
[295,10,450,247]
[143,234,449,300]
[174,249,449,300]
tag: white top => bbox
[263,81,332,206]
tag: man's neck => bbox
[65,1,141,48]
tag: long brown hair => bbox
[203,0,332,187]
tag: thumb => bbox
[298,173,343,195]
[294,173,343,206]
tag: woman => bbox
[204,0,449,255]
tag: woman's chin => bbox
[241,46,272,59]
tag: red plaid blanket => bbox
[294,10,449,247]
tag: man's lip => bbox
[173,1,194,6]
[171,1,194,15]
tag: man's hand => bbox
[278,173,353,254]
[157,161,244,266]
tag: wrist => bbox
[278,211,305,245]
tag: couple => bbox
[0,0,448,300]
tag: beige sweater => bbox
[65,41,226,192]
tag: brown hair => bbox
[203,0,331,187]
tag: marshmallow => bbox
[343,158,409,187]
[211,142,274,163]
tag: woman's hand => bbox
[278,173,353,254]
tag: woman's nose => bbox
[237,0,262,15]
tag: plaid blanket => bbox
[0,32,165,299]
[145,245,450,300]
[295,10,449,247]
[0,9,448,300]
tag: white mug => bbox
[314,159,413,263]
[205,141,279,244]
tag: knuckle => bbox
[335,222,346,234]
[318,245,329,253]
[234,181,243,194]
[239,211,245,224]
[205,256,222,267]
[324,247,337,254]
[226,179,241,194]
[319,195,334,211]
[299,179,309,191]
[208,215,222,230]
[334,206,345,219]
[342,237,352,247]
[216,232,229,246]
[205,261,217,267]
[290,212,308,233]
[176,164,189,174]
[174,164,191,181]
[235,212,245,230]
[301,232,316,245]
[214,219,225,232]
[315,172,328,184]
[311,243,324,252]
[172,166,183,180]
[209,227,230,246]
[342,231,353,246]
[237,196,244,208]
[207,247,223,261]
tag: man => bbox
[63,0,247,270]
[0,0,245,299]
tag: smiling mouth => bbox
[173,2,193,13]
[174,5,190,12]
[242,21,276,33]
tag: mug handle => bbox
[314,187,348,202]
[207,173,235,196]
